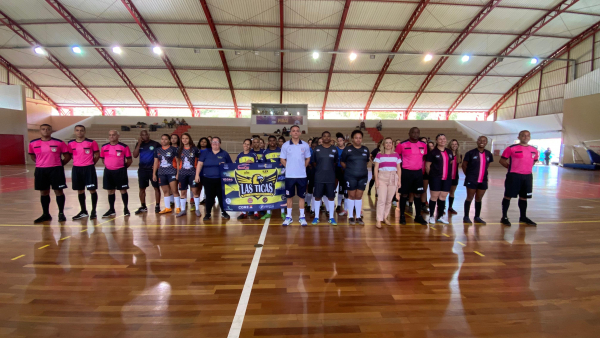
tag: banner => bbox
[256,115,303,125]
[221,162,287,212]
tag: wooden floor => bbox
[1,164,600,337]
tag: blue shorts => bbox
[285,177,307,198]
[158,174,177,186]
[178,174,198,191]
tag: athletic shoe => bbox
[158,208,172,214]
[222,212,231,220]
[400,216,406,225]
[448,208,458,215]
[338,210,348,216]
[429,216,436,224]
[155,205,161,213]
[281,212,286,219]
[436,215,449,224]
[328,218,337,226]
[519,217,537,226]
[349,217,356,225]
[175,208,181,213]
[336,206,341,212]
[58,213,67,222]
[72,211,88,220]
[501,217,511,226]
[176,210,186,217]
[357,217,364,225]
[34,214,52,223]
[195,210,201,217]
[124,209,130,217]
[134,206,147,215]
[102,210,116,218]
[203,214,211,221]
[310,210,315,217]
[190,203,195,212]
[237,213,247,220]
[414,215,428,225]
[312,218,319,225]
[299,217,308,227]
[90,211,97,220]
[261,213,271,220]
[463,216,472,224]
[474,217,486,225]
[422,205,429,213]
[253,213,260,220]
[282,217,293,226]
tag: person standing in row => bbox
[280,125,311,227]
[374,137,402,229]
[197,137,209,205]
[499,130,538,226]
[367,140,382,197]
[154,134,180,214]
[69,125,100,220]
[100,130,132,217]
[425,134,454,224]
[236,139,260,220]
[133,130,161,214]
[262,135,283,219]
[462,136,493,224]
[251,137,264,162]
[305,138,318,215]
[195,137,232,221]
[395,127,428,225]
[177,133,201,217]
[30,124,71,223]
[335,133,348,216]
[277,136,286,148]
[311,131,338,225]
[447,139,461,214]
[341,130,370,225]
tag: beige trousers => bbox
[376,170,399,222]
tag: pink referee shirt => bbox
[28,138,68,168]
[68,139,99,167]
[395,140,427,170]
[100,142,132,170]
[501,144,538,175]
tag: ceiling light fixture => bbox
[461,55,470,62]
[530,57,539,65]
[424,54,433,62]
[112,46,122,54]
[34,46,45,55]
[72,46,82,54]
[312,51,319,60]
[153,46,162,55]
[349,52,357,61]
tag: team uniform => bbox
[463,149,494,190]
[100,142,131,190]
[396,140,427,194]
[250,149,264,163]
[310,145,339,225]
[502,145,538,199]
[68,139,99,191]
[426,148,455,193]
[450,153,460,186]
[179,147,201,190]
[335,145,347,212]
[136,140,160,189]
[154,146,178,186]
[263,147,281,163]
[236,151,258,164]
[340,145,370,191]
[280,139,311,226]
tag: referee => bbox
[100,130,132,217]
[395,127,428,225]
[310,131,339,225]
[280,125,311,227]
[68,125,100,220]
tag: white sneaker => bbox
[429,216,436,224]
[282,217,293,227]
[437,214,449,224]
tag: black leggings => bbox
[202,177,225,215]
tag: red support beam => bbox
[45,0,150,116]
[405,0,503,120]
[321,0,352,120]
[0,55,62,112]
[279,0,284,104]
[592,32,596,72]
[487,20,600,118]
[197,0,239,117]
[362,0,430,120]
[446,0,579,117]
[535,68,543,116]
[0,9,104,115]
[120,0,195,116]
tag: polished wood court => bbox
[0,165,599,337]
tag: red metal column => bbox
[197,0,239,117]
[535,68,543,116]
[592,32,596,72]
[0,9,104,114]
[46,0,150,116]
[487,20,600,117]
[566,50,570,83]
[121,0,195,116]
[361,0,430,120]
[447,0,579,117]
[280,0,284,104]
[321,0,352,120]
[513,90,518,119]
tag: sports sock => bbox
[313,200,322,217]
[305,193,312,207]
[267,210,272,214]
[194,197,200,210]
[108,194,116,210]
[164,196,171,209]
[414,199,422,215]
[91,192,98,211]
[437,200,445,219]
[368,179,375,192]
[174,197,180,209]
[78,193,86,212]
[475,201,482,218]
[399,196,407,214]
[429,200,436,218]
[502,198,510,218]
[408,201,413,209]
[347,199,355,218]
[449,197,454,210]
[180,197,187,212]
[299,209,305,218]
[121,192,128,210]
[328,200,335,218]
[355,199,362,219]
[518,199,527,218]
[56,195,65,214]
[41,195,50,215]
[337,194,343,206]
[281,208,285,213]
[169,195,175,204]
[464,200,472,216]
[287,208,292,217]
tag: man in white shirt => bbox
[280,125,311,227]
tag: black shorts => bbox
[504,173,533,199]
[314,182,336,200]
[344,174,368,191]
[103,168,129,190]
[429,176,452,192]
[423,171,429,181]
[158,173,177,186]
[34,166,67,191]
[400,169,424,195]
[71,165,98,191]
[285,177,307,198]
[451,177,459,186]
[178,174,198,191]
[138,169,159,189]
[464,180,488,190]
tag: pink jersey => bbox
[28,138,68,168]
[501,144,538,175]
[395,140,427,171]
[68,138,99,167]
[100,142,132,170]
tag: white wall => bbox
[0,85,23,110]
[0,85,27,163]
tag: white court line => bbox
[228,218,270,338]
[0,170,29,177]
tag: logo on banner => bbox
[235,169,278,200]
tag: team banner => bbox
[221,162,287,212]
[256,115,303,125]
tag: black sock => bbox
[429,200,436,217]
[399,196,407,215]
[91,192,98,212]
[78,193,86,212]
[109,194,116,210]
[368,179,375,192]
[502,198,510,218]
[142,203,147,208]
[518,199,527,218]
[122,192,129,210]
[449,197,454,210]
[437,200,446,219]
[41,195,51,215]
[408,202,413,209]
[475,201,482,218]
[414,199,422,216]
[464,200,472,216]
[56,195,65,214]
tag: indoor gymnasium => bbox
[1,0,600,337]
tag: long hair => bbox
[170,133,181,148]
[178,133,195,157]
[198,137,209,150]
[379,137,393,153]
[447,138,460,161]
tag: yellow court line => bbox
[442,233,450,237]
[80,229,87,232]
[474,251,485,257]
[59,236,70,241]
[430,227,436,229]
[457,241,466,246]
[11,255,25,260]
[37,245,49,250]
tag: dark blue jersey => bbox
[136,140,160,170]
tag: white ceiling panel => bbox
[231,71,280,90]
[329,73,377,91]
[282,91,324,108]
